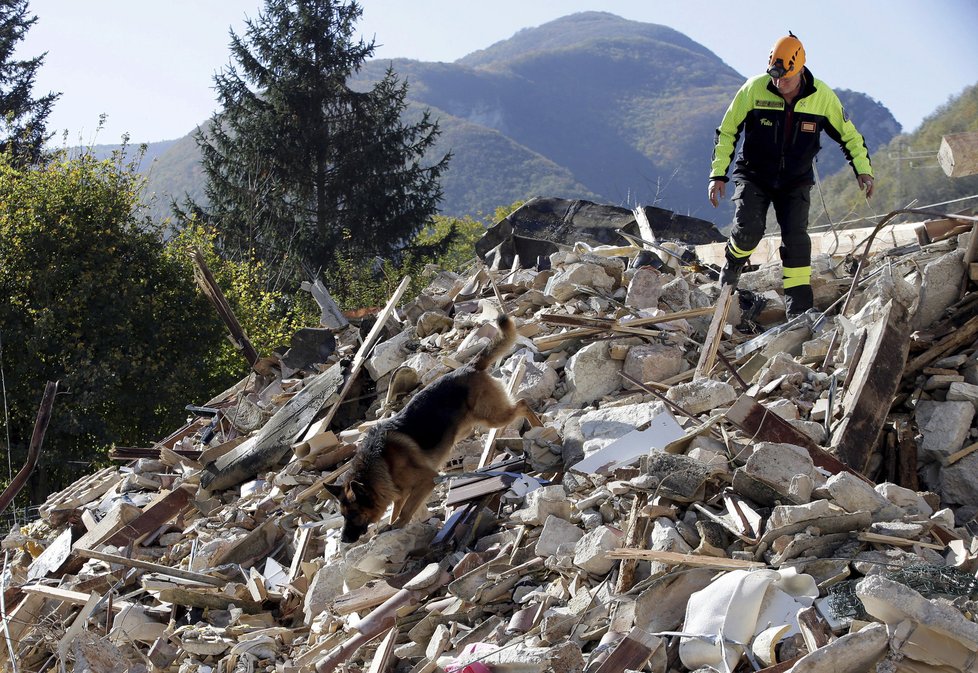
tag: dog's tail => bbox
[473,315,517,371]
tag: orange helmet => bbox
[767,31,805,78]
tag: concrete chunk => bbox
[623,342,685,386]
[665,379,737,415]
[784,622,887,673]
[915,400,974,461]
[573,525,621,575]
[511,485,572,525]
[856,574,978,645]
[535,515,584,557]
[564,341,623,404]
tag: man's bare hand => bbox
[857,174,874,199]
[708,179,726,208]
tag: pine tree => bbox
[0,0,59,167]
[194,0,450,281]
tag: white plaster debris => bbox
[8,210,978,673]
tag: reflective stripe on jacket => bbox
[710,67,873,189]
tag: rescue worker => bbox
[708,32,874,317]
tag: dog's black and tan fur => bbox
[329,315,537,543]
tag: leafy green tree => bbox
[0,150,231,501]
[193,0,450,284]
[0,0,59,167]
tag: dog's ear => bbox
[324,483,344,500]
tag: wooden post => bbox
[189,248,260,368]
[694,284,734,380]
[0,381,57,515]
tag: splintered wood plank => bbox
[331,580,400,616]
[74,548,226,587]
[533,306,712,350]
[832,300,911,472]
[190,247,260,367]
[606,549,764,569]
[153,583,262,613]
[99,485,195,549]
[21,585,151,613]
[694,283,734,380]
[3,590,47,654]
[592,626,663,673]
[210,517,282,569]
[27,527,73,581]
[40,467,123,518]
[366,627,398,673]
[320,275,412,430]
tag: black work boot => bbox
[719,261,745,288]
[784,285,814,319]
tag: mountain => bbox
[133,11,901,228]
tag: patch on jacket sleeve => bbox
[842,106,850,122]
[800,121,817,133]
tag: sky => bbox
[19,0,978,145]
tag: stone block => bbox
[564,341,623,404]
[625,267,666,309]
[875,483,934,517]
[915,400,974,461]
[743,442,817,495]
[665,379,737,415]
[622,343,684,385]
[946,380,978,410]
[544,262,616,302]
[535,515,584,557]
[573,525,621,575]
[512,485,572,525]
[825,472,897,518]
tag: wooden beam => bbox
[190,247,260,368]
[533,306,712,351]
[592,626,662,673]
[606,548,764,569]
[694,284,734,380]
[100,485,195,548]
[831,299,911,472]
[74,548,226,587]
[201,362,345,491]
[318,275,412,431]
[904,314,978,379]
[0,381,56,515]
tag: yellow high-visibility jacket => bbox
[710,67,873,190]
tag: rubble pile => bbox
[4,201,978,673]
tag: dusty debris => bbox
[4,201,978,673]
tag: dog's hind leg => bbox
[481,398,542,429]
[515,399,543,428]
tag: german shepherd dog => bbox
[328,315,539,543]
